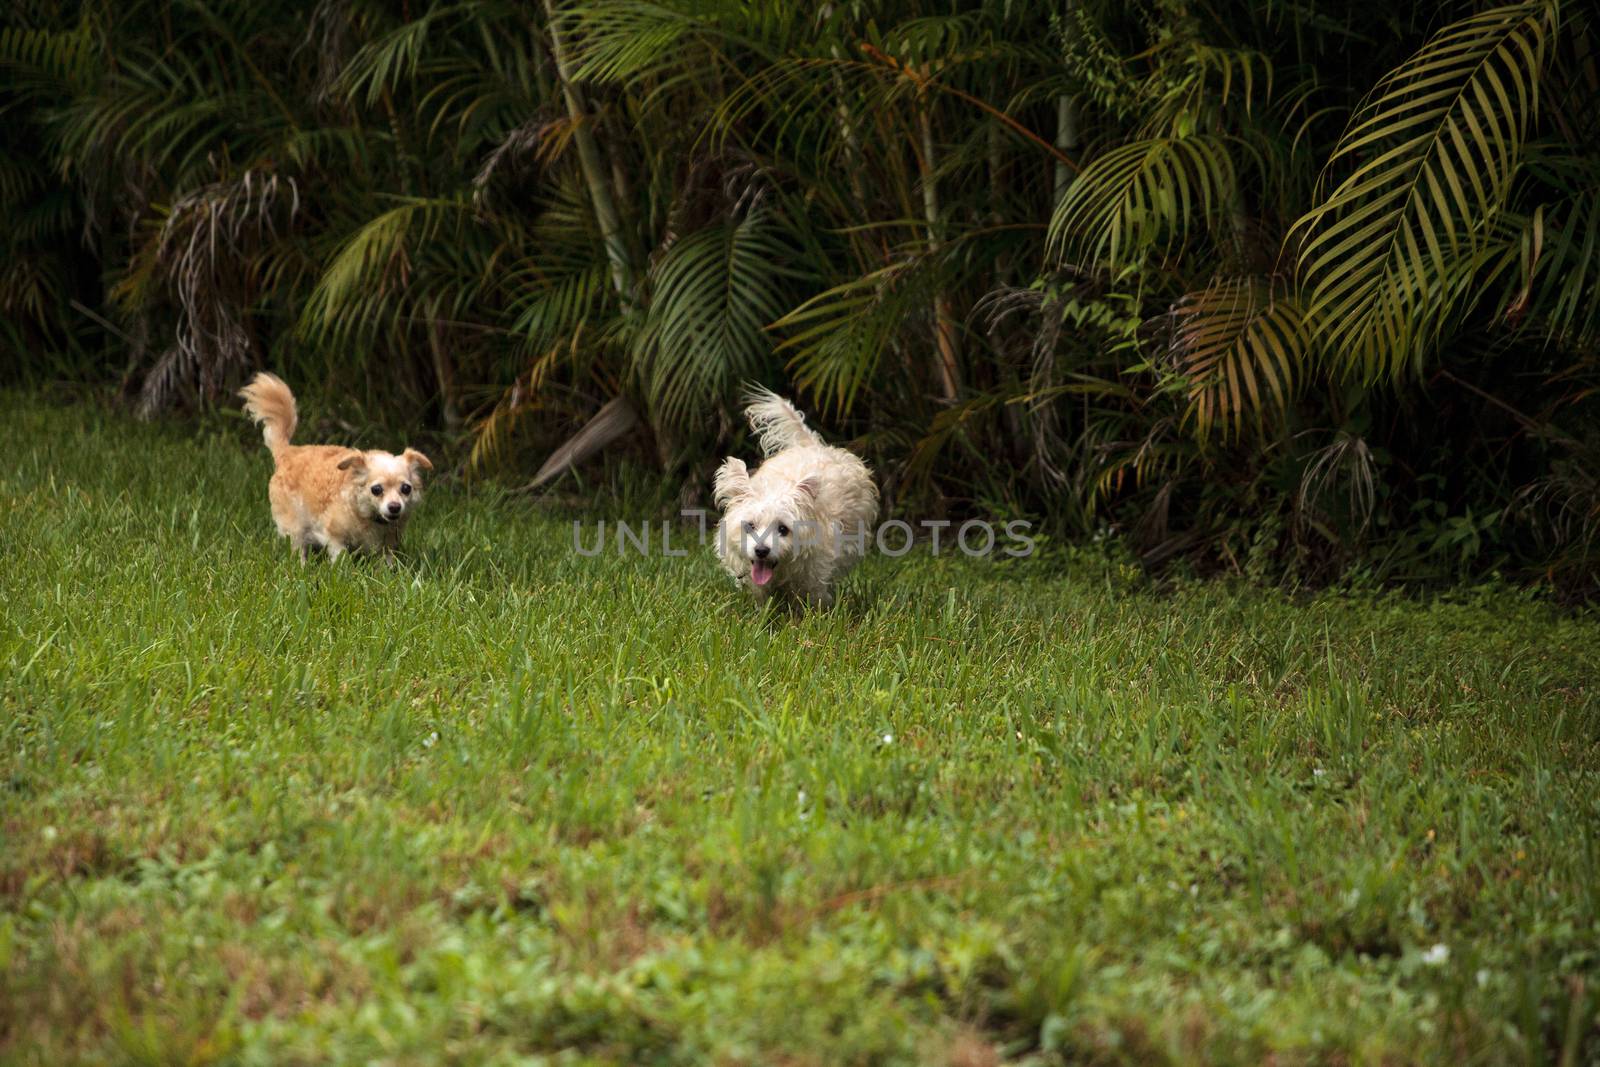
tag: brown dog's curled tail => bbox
[238,372,298,456]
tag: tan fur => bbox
[239,373,433,562]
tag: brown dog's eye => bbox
[400,483,412,496]
[371,484,384,496]
[777,524,790,537]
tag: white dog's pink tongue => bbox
[751,560,774,586]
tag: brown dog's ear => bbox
[402,448,433,475]
[712,457,751,509]
[337,452,368,473]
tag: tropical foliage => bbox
[4,0,1598,593]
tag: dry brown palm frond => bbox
[979,283,1068,485]
[1516,433,1600,560]
[525,395,642,491]
[1165,276,1308,441]
[473,115,559,216]
[124,167,300,414]
[1295,430,1377,539]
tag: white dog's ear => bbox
[713,457,751,508]
[796,474,821,499]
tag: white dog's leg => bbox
[785,561,833,609]
[801,586,834,609]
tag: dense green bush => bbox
[3,0,1597,593]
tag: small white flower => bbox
[1476,968,1491,988]
[1421,943,1450,966]
[797,789,808,805]
[1313,767,1326,779]
[41,826,57,842]
[881,732,894,745]
[423,731,438,748]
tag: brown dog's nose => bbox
[386,501,403,517]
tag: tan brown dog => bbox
[239,372,432,562]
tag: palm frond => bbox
[510,262,610,350]
[335,7,457,108]
[565,1,704,87]
[634,210,807,428]
[1294,0,1557,382]
[299,196,466,345]
[468,334,586,475]
[1140,41,1276,137]
[1167,277,1308,440]
[1498,167,1600,345]
[1047,135,1238,271]
[0,22,95,97]
[774,257,937,418]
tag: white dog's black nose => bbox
[386,501,403,517]
[753,545,770,559]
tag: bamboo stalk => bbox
[820,5,872,221]
[540,0,638,305]
[918,104,961,402]
[1054,1,1080,206]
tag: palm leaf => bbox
[634,210,807,428]
[335,7,459,109]
[1294,0,1557,383]
[299,197,465,345]
[1168,277,1307,440]
[0,23,95,95]
[526,395,642,489]
[1495,154,1600,345]
[566,1,704,88]
[773,257,938,418]
[510,262,610,349]
[1047,135,1237,271]
[1527,185,1600,344]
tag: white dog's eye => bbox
[777,524,790,537]
[371,484,384,496]
[743,521,755,532]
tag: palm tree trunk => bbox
[1054,1,1080,207]
[918,104,960,403]
[540,0,638,305]
[820,4,872,222]
[534,0,654,472]
[1054,96,1078,204]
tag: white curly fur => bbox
[713,389,878,608]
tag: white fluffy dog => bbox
[713,389,878,607]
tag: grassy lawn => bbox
[1,394,1597,1066]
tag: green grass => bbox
[1,394,1597,1066]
